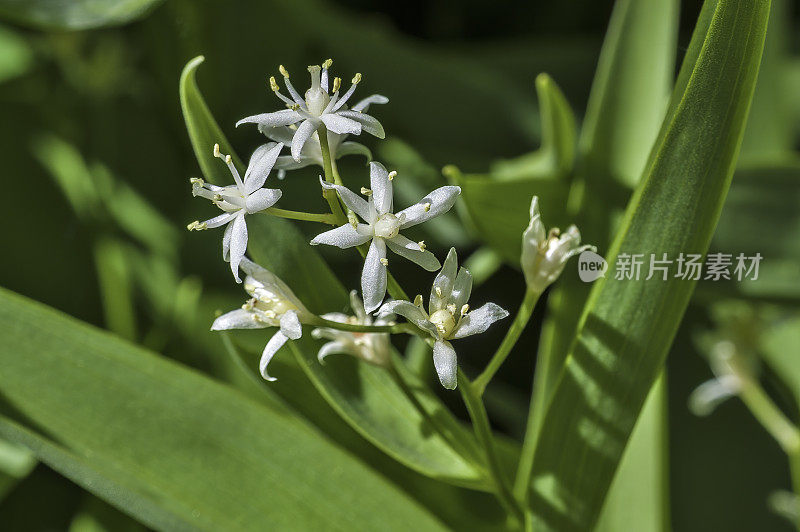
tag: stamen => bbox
[435,287,443,297]
[423,203,432,212]
[418,240,426,251]
[322,58,333,69]
[414,294,423,307]
[332,77,341,93]
[189,177,204,185]
[348,211,359,228]
[213,143,221,158]
[279,65,290,78]
[460,304,469,316]
[186,221,207,231]
[380,258,389,266]
[225,155,232,164]
[388,171,397,181]
[269,76,280,92]
[447,304,457,314]
[360,187,372,196]
[352,73,362,84]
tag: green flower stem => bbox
[317,124,347,223]
[738,376,800,456]
[458,369,524,526]
[262,207,338,225]
[310,315,418,336]
[473,288,541,395]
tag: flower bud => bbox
[521,196,593,292]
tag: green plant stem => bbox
[738,376,800,456]
[473,288,541,395]
[262,207,338,225]
[310,315,417,336]
[458,369,524,526]
[317,124,347,222]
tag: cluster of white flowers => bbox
[187,60,590,389]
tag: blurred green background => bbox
[0,0,798,530]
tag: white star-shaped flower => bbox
[521,196,594,292]
[310,161,461,313]
[211,258,311,381]
[236,59,386,162]
[311,290,392,367]
[258,95,387,179]
[188,143,283,283]
[377,248,509,390]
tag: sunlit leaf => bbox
[526,1,772,529]
[0,0,164,30]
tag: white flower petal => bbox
[317,341,351,363]
[349,290,368,322]
[274,154,314,171]
[336,141,372,161]
[279,310,302,340]
[260,331,288,381]
[228,212,248,283]
[237,109,302,128]
[362,238,387,313]
[310,223,371,249]
[433,340,458,390]
[386,235,440,271]
[259,125,295,144]
[210,308,266,331]
[244,142,283,193]
[336,110,385,138]
[245,188,281,213]
[430,248,458,312]
[203,211,238,229]
[291,119,318,162]
[321,113,362,135]
[377,300,437,336]
[398,186,461,229]
[319,178,373,222]
[352,94,389,112]
[222,219,233,261]
[452,303,509,339]
[451,267,473,311]
[369,161,393,215]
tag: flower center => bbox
[429,309,457,338]
[373,213,401,239]
[305,65,330,116]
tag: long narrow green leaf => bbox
[0,288,444,531]
[179,56,490,487]
[526,1,771,530]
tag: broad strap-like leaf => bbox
[0,288,445,531]
[526,1,772,530]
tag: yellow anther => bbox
[190,177,204,185]
[225,154,232,164]
[269,76,280,92]
[360,187,372,196]
[414,294,423,307]
[348,211,359,228]
[435,286,443,297]
[212,193,223,202]
[213,143,221,158]
[447,303,457,314]
[332,77,341,93]
[322,58,333,69]
[423,202,432,212]
[279,65,290,78]
[388,170,397,181]
[460,304,470,316]
[352,73,362,84]
[289,103,300,111]
[380,258,389,266]
[418,240,426,251]
[187,221,207,231]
